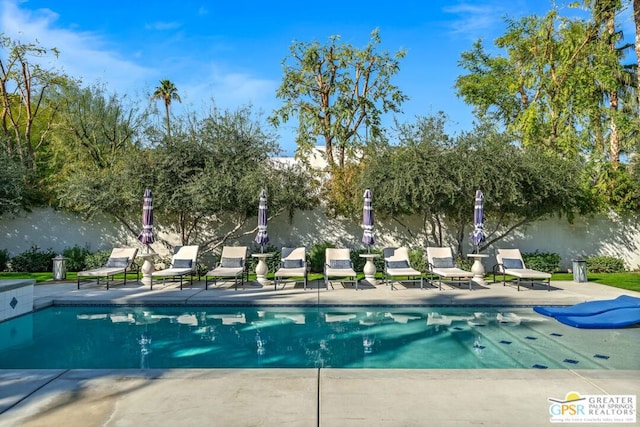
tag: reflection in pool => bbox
[0,305,638,369]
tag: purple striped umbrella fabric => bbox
[254,189,269,251]
[362,189,375,250]
[137,188,155,249]
[470,189,485,251]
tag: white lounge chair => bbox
[273,247,308,290]
[382,247,424,290]
[204,246,248,290]
[493,248,551,291]
[77,247,138,289]
[426,247,474,290]
[151,245,199,290]
[324,248,358,290]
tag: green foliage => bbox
[522,251,561,273]
[0,35,74,205]
[455,256,472,272]
[363,117,589,253]
[271,29,407,170]
[454,5,638,215]
[586,255,626,273]
[587,163,640,213]
[61,245,92,272]
[84,250,111,269]
[0,151,26,216]
[408,248,426,273]
[455,9,636,162]
[0,249,9,272]
[10,245,56,273]
[308,242,335,273]
[54,100,317,253]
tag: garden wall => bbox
[1,207,638,271]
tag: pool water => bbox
[0,306,638,369]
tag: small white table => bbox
[137,253,157,287]
[467,253,489,286]
[252,253,274,286]
[359,253,380,286]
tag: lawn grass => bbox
[1,271,638,291]
[550,272,640,292]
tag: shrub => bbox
[0,249,9,272]
[10,245,56,272]
[522,251,561,273]
[308,242,335,273]
[586,256,625,273]
[455,256,472,272]
[84,250,111,269]
[409,248,426,272]
[62,245,92,272]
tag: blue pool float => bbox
[533,295,640,318]
[554,307,640,329]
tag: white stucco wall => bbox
[1,208,639,271]
[0,208,130,256]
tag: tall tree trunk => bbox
[635,0,640,126]
[164,102,171,138]
[605,7,620,169]
[609,92,620,167]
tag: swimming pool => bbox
[1,306,638,369]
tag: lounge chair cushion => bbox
[502,258,524,269]
[431,257,454,268]
[221,257,244,268]
[329,259,351,269]
[387,260,410,269]
[283,259,304,268]
[172,259,193,269]
[106,257,129,268]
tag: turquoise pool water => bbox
[1,306,638,369]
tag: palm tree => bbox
[151,79,181,138]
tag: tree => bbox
[151,79,181,138]
[635,0,640,122]
[455,6,637,163]
[586,0,637,168]
[0,149,25,216]
[57,102,318,254]
[362,116,589,255]
[52,84,149,235]
[0,35,73,196]
[270,29,407,170]
[145,105,318,253]
[52,83,146,170]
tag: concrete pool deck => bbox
[1,278,639,426]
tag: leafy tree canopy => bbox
[362,115,591,254]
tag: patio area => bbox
[1,278,638,426]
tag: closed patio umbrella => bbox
[470,189,485,253]
[137,188,155,253]
[255,189,269,252]
[362,188,375,252]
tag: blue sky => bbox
[1,0,635,155]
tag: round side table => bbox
[137,253,158,287]
[467,253,489,286]
[359,253,380,286]
[251,253,274,286]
